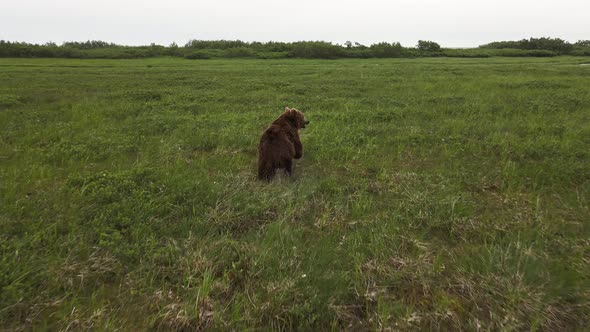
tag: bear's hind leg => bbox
[284,159,293,177]
[258,163,276,181]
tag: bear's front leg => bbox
[294,139,303,159]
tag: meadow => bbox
[1,56,589,330]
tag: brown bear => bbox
[258,107,309,181]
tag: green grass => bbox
[1,56,589,330]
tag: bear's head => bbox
[284,107,310,129]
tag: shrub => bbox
[261,41,293,52]
[256,51,289,59]
[62,40,116,49]
[184,51,211,59]
[166,42,183,57]
[570,49,590,56]
[417,40,441,52]
[441,48,491,58]
[0,38,583,59]
[370,42,403,58]
[222,47,257,58]
[289,42,344,59]
[344,49,373,58]
[496,49,557,57]
[185,39,247,49]
[480,37,573,54]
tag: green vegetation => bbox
[1,57,589,330]
[481,37,574,54]
[417,40,441,53]
[1,37,590,59]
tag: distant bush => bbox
[343,49,373,58]
[496,49,557,57]
[480,37,573,54]
[441,48,491,58]
[185,39,248,49]
[82,48,149,59]
[166,42,183,57]
[570,49,590,56]
[62,40,117,49]
[0,38,586,59]
[417,40,441,52]
[0,40,170,58]
[261,41,293,52]
[184,51,211,59]
[256,51,289,59]
[289,42,345,59]
[370,42,403,58]
[571,40,590,56]
[223,47,257,58]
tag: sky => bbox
[1,0,588,48]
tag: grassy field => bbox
[1,57,589,330]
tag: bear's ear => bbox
[284,107,291,112]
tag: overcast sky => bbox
[1,0,588,47]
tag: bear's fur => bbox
[258,107,309,181]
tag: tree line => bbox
[1,38,588,59]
